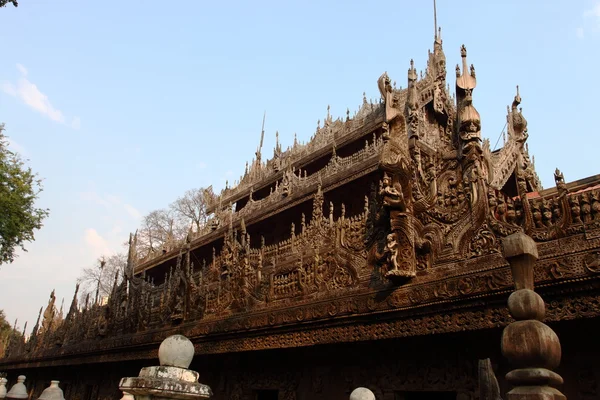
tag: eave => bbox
[207,107,385,214]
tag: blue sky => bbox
[1,0,599,331]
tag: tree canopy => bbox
[0,124,49,265]
[0,0,18,8]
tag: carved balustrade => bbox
[214,102,384,207]
[137,125,384,268]
[5,41,600,378]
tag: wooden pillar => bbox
[501,232,566,400]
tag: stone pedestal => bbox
[119,335,212,400]
[6,376,27,400]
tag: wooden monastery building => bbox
[2,24,600,400]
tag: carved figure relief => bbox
[5,38,600,399]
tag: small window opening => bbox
[255,389,279,400]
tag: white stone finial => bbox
[37,381,64,400]
[0,377,8,399]
[350,387,376,400]
[120,334,212,399]
[6,376,27,399]
[158,335,195,369]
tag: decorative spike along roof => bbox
[132,35,542,270]
[205,97,385,213]
[3,28,600,368]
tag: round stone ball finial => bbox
[350,387,376,400]
[158,335,195,369]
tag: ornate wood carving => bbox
[2,35,600,387]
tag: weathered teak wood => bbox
[500,233,566,400]
[1,27,598,400]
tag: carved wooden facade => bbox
[2,31,600,400]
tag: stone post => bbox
[37,381,65,400]
[5,376,27,400]
[501,232,565,400]
[0,377,7,399]
[350,387,375,400]
[119,334,212,400]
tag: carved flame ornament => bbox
[2,29,599,400]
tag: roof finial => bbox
[408,59,417,82]
[433,0,438,41]
[512,85,522,110]
[256,111,266,163]
[456,45,476,90]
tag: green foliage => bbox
[0,0,18,8]
[0,124,49,265]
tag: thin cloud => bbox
[79,190,141,263]
[578,1,600,38]
[71,117,81,130]
[16,63,27,76]
[79,191,112,208]
[1,82,16,97]
[84,228,111,258]
[124,203,142,220]
[6,137,27,157]
[584,1,600,19]
[80,190,142,221]
[1,64,81,128]
[111,224,123,236]
[105,194,121,205]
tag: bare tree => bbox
[73,187,211,302]
[136,208,187,256]
[170,188,209,233]
[77,253,127,305]
[116,187,213,262]
[0,310,13,358]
